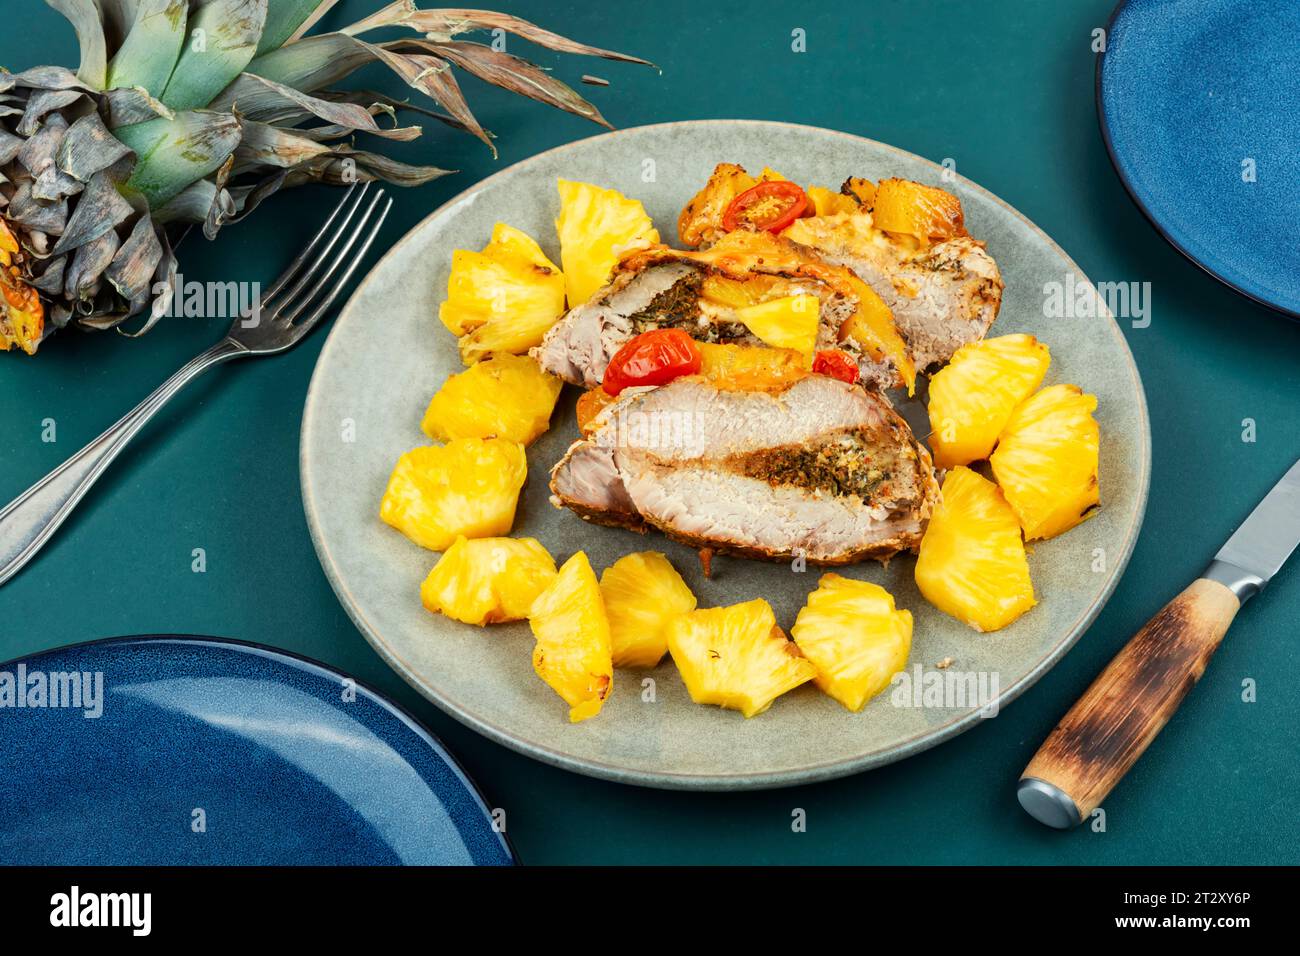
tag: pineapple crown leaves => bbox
[0,0,651,353]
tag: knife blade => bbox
[1018,457,1300,828]
[1205,458,1300,599]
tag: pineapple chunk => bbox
[529,552,614,722]
[990,384,1100,540]
[666,599,816,718]
[915,466,1035,631]
[871,178,966,244]
[556,180,659,306]
[379,438,527,551]
[791,574,913,712]
[678,163,756,248]
[0,218,44,355]
[806,185,858,218]
[422,353,563,446]
[421,536,557,626]
[700,273,799,310]
[927,334,1052,469]
[697,341,809,391]
[732,294,820,356]
[439,222,566,364]
[842,177,877,209]
[600,552,698,668]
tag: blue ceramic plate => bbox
[1099,0,1300,318]
[0,637,514,865]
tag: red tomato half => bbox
[812,349,860,385]
[721,180,809,234]
[602,328,702,396]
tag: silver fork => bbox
[0,182,393,588]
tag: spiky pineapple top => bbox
[0,0,649,354]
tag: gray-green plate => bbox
[300,120,1150,791]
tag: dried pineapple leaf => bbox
[399,39,612,129]
[2,66,95,93]
[45,0,110,89]
[107,0,188,98]
[232,120,333,172]
[15,88,83,137]
[58,110,134,182]
[65,228,121,300]
[319,88,471,133]
[161,0,268,111]
[101,86,175,127]
[104,214,162,301]
[209,72,384,133]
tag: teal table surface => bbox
[2,1,1298,865]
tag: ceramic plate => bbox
[0,636,514,864]
[1099,0,1300,318]
[301,120,1150,790]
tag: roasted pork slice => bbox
[549,375,940,564]
[784,214,1002,370]
[532,230,913,392]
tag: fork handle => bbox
[0,337,246,588]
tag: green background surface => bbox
[2,1,1297,864]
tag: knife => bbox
[1018,457,1300,829]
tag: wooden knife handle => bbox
[1018,578,1241,828]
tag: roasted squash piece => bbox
[379,438,527,551]
[677,162,756,248]
[696,341,809,391]
[421,536,558,626]
[871,178,966,244]
[529,551,614,722]
[990,384,1100,540]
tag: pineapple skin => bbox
[422,353,563,446]
[791,574,913,712]
[927,334,1051,469]
[439,223,566,364]
[421,536,558,626]
[666,599,817,718]
[379,438,527,551]
[556,179,659,306]
[528,551,614,722]
[991,384,1101,540]
[915,466,1036,632]
[599,552,698,668]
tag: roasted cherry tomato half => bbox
[721,180,810,234]
[812,349,860,385]
[602,328,702,396]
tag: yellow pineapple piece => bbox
[556,179,659,306]
[379,438,527,551]
[439,222,565,364]
[529,552,613,722]
[0,218,44,355]
[421,536,557,626]
[678,163,756,247]
[666,599,816,718]
[872,178,966,244]
[699,273,799,310]
[842,177,877,209]
[806,185,858,217]
[599,552,697,668]
[422,353,563,446]
[915,466,1035,632]
[791,574,913,712]
[990,384,1100,540]
[927,334,1052,469]
[732,294,820,356]
[696,341,809,391]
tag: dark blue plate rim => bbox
[0,633,519,866]
[1095,0,1300,322]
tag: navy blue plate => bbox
[0,637,514,865]
[1098,0,1300,318]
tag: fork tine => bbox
[280,190,388,326]
[260,181,371,311]
[286,196,394,337]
